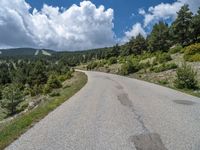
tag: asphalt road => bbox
[6,71,200,150]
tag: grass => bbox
[0,71,87,149]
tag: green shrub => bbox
[174,63,198,89]
[17,101,28,112]
[58,71,72,82]
[43,74,62,94]
[118,61,139,75]
[156,53,172,63]
[108,57,117,65]
[47,74,62,89]
[169,44,183,54]
[49,91,60,97]
[184,43,200,61]
[43,84,52,94]
[139,61,151,69]
[151,63,177,73]
[158,79,169,85]
[86,61,98,70]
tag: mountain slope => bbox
[0,48,55,57]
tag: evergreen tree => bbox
[131,34,147,54]
[172,4,193,46]
[106,44,120,58]
[148,21,170,52]
[191,7,200,42]
[0,84,23,115]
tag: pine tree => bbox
[0,84,23,115]
[172,4,193,46]
[148,21,170,52]
[191,7,200,42]
[131,34,147,54]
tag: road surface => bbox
[6,71,200,150]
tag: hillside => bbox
[0,48,55,57]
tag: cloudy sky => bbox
[0,0,199,51]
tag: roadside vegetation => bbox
[77,5,200,97]
[0,72,87,149]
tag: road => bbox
[6,71,200,150]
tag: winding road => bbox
[6,71,200,150]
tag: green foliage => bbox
[174,63,198,89]
[30,85,43,97]
[43,74,62,94]
[0,63,11,85]
[191,8,200,43]
[58,71,72,82]
[87,61,98,70]
[49,92,60,97]
[0,72,87,150]
[128,34,147,54]
[106,44,120,58]
[156,53,172,63]
[108,57,117,65]
[169,44,183,54]
[0,84,23,115]
[148,21,170,52]
[171,4,193,46]
[29,60,48,86]
[17,101,28,112]
[184,43,200,61]
[151,63,177,73]
[118,60,139,75]
[158,79,169,85]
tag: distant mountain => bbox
[0,48,55,57]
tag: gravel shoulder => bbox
[6,71,200,150]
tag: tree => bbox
[148,21,170,52]
[131,34,147,54]
[172,4,193,46]
[0,84,23,115]
[106,44,120,58]
[29,60,48,86]
[191,7,200,43]
[0,63,11,85]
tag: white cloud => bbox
[138,8,146,15]
[121,23,146,43]
[140,0,200,27]
[0,0,115,51]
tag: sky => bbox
[0,0,200,51]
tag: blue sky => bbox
[26,0,175,37]
[0,0,199,50]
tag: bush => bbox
[87,61,98,70]
[158,79,169,85]
[47,74,62,89]
[43,74,62,94]
[49,91,60,97]
[156,53,172,63]
[169,44,183,54]
[118,61,139,75]
[174,63,198,89]
[58,71,72,82]
[184,43,200,61]
[139,61,151,69]
[151,63,177,73]
[108,57,117,65]
[31,85,43,96]
[17,101,28,112]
